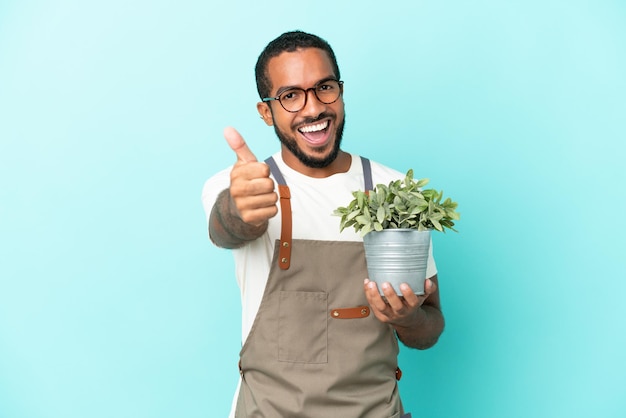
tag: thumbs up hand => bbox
[224,127,278,227]
[224,126,259,164]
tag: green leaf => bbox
[357,192,365,209]
[376,205,385,223]
[347,210,360,221]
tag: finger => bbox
[230,174,275,198]
[399,283,420,306]
[364,279,389,312]
[235,191,279,215]
[224,126,257,163]
[424,278,437,295]
[381,283,405,311]
[238,205,279,226]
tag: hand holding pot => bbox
[363,277,439,331]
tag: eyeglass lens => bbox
[278,80,342,112]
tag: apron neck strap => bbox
[263,155,373,271]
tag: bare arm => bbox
[364,274,444,349]
[209,188,269,248]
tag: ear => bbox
[257,102,274,126]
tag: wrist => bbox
[394,306,427,333]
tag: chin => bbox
[274,116,345,169]
[280,131,342,169]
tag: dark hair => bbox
[255,30,341,99]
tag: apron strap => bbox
[361,157,373,192]
[264,155,373,271]
[265,155,372,191]
[265,157,292,270]
[265,156,287,186]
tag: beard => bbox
[272,112,345,169]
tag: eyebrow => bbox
[274,76,337,96]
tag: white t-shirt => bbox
[201,152,437,344]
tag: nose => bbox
[300,88,325,117]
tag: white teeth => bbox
[299,120,328,133]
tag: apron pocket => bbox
[278,291,328,363]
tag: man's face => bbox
[258,48,345,169]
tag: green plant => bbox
[334,169,460,236]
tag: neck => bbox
[281,149,351,178]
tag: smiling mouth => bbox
[298,120,330,145]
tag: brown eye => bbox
[280,89,302,103]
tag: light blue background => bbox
[1,1,625,417]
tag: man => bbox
[202,30,444,418]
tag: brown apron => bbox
[235,157,404,418]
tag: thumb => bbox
[224,126,257,163]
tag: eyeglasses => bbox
[262,79,344,113]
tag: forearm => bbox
[394,305,445,350]
[209,188,268,249]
